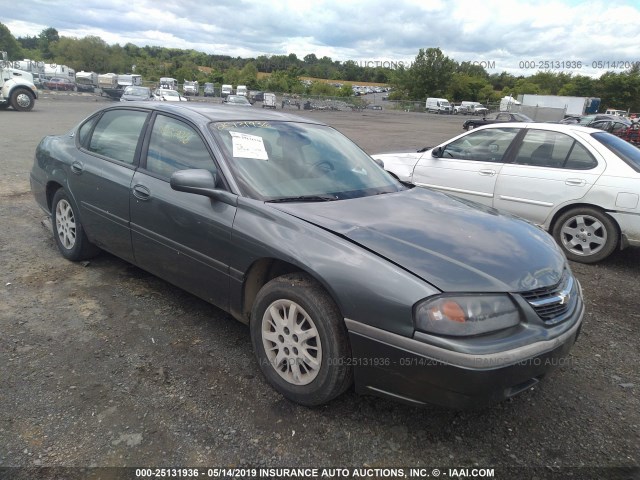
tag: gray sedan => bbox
[30,103,583,408]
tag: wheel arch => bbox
[237,257,341,325]
[548,202,622,250]
[45,181,65,212]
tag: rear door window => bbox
[87,110,148,165]
[514,129,597,169]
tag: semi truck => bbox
[518,94,600,116]
[0,52,38,111]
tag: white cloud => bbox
[4,0,640,76]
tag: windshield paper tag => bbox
[230,131,269,160]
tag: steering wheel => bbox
[305,160,335,176]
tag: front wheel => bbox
[51,189,100,261]
[552,207,619,263]
[250,273,352,406]
[10,88,35,112]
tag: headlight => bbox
[415,294,521,336]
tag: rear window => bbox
[592,132,640,172]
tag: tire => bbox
[552,207,619,263]
[51,189,100,261]
[10,88,35,112]
[250,273,352,406]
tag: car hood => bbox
[270,188,566,292]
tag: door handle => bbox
[479,169,496,176]
[70,162,84,174]
[132,184,151,200]
[565,178,586,186]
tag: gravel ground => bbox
[0,93,639,480]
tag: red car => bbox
[43,77,76,91]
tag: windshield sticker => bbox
[158,124,194,144]
[230,131,269,160]
[216,121,271,130]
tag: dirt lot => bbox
[1,93,639,478]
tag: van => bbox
[605,109,627,117]
[236,85,248,97]
[262,92,277,109]
[426,97,452,114]
[458,101,489,116]
[221,84,233,98]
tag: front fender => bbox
[371,152,422,182]
[230,198,439,337]
[5,79,39,99]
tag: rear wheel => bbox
[10,89,35,112]
[250,273,352,406]
[552,207,619,263]
[51,189,100,261]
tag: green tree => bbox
[596,71,640,112]
[239,62,258,88]
[38,27,59,60]
[0,22,23,58]
[337,83,354,97]
[558,75,595,97]
[406,47,456,99]
[528,71,572,95]
[260,70,290,93]
[448,73,489,101]
[309,81,336,96]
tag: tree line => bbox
[1,23,639,111]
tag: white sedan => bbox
[153,88,188,102]
[373,123,640,263]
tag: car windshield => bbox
[592,131,640,172]
[210,121,405,201]
[125,87,148,95]
[513,113,534,121]
[159,90,178,97]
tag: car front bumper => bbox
[345,306,583,408]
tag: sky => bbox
[4,0,640,77]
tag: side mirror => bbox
[372,158,384,168]
[432,146,444,158]
[170,169,237,206]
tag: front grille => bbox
[519,273,575,323]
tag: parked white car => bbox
[154,88,188,102]
[373,123,640,263]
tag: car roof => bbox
[116,101,325,125]
[475,122,603,135]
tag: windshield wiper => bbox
[268,194,339,203]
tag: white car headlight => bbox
[415,294,521,336]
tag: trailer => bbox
[159,77,178,90]
[519,94,600,116]
[44,63,75,81]
[75,71,98,93]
